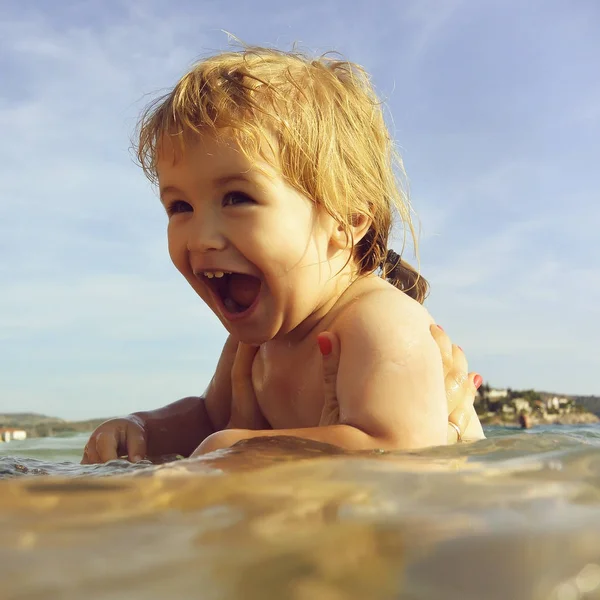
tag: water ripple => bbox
[2,426,600,599]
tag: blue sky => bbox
[1,0,599,420]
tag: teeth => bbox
[202,270,231,279]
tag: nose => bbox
[184,212,227,253]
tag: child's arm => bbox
[81,335,239,463]
[333,294,449,448]
[332,295,449,449]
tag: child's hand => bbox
[81,415,147,464]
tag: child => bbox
[82,47,484,464]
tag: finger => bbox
[447,404,471,443]
[126,430,148,463]
[230,342,268,429]
[447,421,461,444]
[450,343,469,376]
[232,342,258,379]
[95,430,120,462]
[445,372,467,413]
[447,372,480,444]
[430,324,453,375]
[446,369,477,415]
[317,331,341,420]
[466,371,481,402]
[444,345,470,412]
[231,343,257,404]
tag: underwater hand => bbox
[81,415,147,464]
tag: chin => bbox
[231,332,273,346]
[220,320,276,345]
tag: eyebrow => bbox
[159,174,255,202]
[214,173,255,187]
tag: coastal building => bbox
[0,428,27,442]
[512,398,532,414]
[547,396,571,412]
[548,397,560,411]
[488,389,508,400]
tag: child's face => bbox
[157,131,345,343]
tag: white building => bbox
[546,396,570,410]
[0,429,27,442]
[513,398,532,414]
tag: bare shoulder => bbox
[329,276,447,448]
[332,276,434,346]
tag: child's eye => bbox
[222,191,255,207]
[166,200,192,216]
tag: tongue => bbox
[227,274,260,309]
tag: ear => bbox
[350,212,372,243]
[330,212,372,251]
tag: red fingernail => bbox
[474,374,483,389]
[458,345,463,352]
[317,335,332,356]
[437,325,444,331]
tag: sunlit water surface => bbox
[3,426,600,600]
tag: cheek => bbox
[166,225,186,270]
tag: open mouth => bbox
[201,271,262,316]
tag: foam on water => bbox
[2,427,600,600]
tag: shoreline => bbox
[480,412,600,427]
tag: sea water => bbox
[2,426,600,600]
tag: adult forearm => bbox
[133,396,215,458]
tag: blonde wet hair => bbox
[135,46,429,302]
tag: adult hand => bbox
[220,326,481,445]
[430,324,481,442]
[227,342,270,430]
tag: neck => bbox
[279,260,364,344]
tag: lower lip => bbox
[211,283,262,322]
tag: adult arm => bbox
[81,334,238,463]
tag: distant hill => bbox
[0,413,109,438]
[573,396,600,416]
[4,392,600,438]
[0,413,65,425]
[534,393,600,416]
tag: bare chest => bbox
[251,342,325,429]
